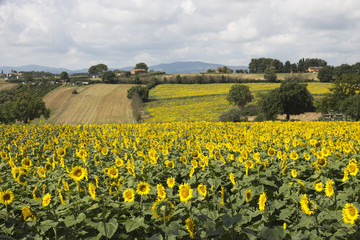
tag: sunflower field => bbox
[0,121,360,239]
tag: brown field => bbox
[42,84,135,124]
[248,112,322,121]
[0,82,17,91]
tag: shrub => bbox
[218,107,248,122]
[127,86,149,102]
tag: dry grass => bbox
[0,83,17,91]
[42,84,136,124]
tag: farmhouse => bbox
[130,69,147,75]
[307,67,323,73]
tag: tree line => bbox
[248,58,327,73]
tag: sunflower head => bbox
[123,188,135,202]
[152,199,174,221]
[245,190,252,202]
[317,158,327,168]
[137,182,151,195]
[258,192,267,211]
[197,183,207,198]
[42,193,51,207]
[185,217,195,239]
[70,166,87,182]
[57,147,66,157]
[342,203,359,225]
[179,183,192,203]
[167,177,175,188]
[0,190,14,205]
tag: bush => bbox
[127,86,149,102]
[218,107,248,122]
[72,89,78,94]
[253,113,266,122]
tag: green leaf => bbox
[124,217,147,233]
[164,221,181,236]
[97,218,118,239]
[259,226,285,240]
[279,209,293,220]
[146,233,163,240]
[222,214,242,229]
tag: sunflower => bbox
[21,157,32,168]
[258,192,267,211]
[123,188,135,202]
[152,199,174,221]
[101,146,109,156]
[108,167,119,179]
[244,160,254,176]
[115,157,124,167]
[137,182,151,195]
[167,177,175,188]
[185,217,195,239]
[290,151,298,161]
[191,160,198,168]
[69,166,87,182]
[313,180,323,192]
[245,190,252,202]
[89,182,96,200]
[325,178,335,197]
[179,183,192,203]
[300,194,315,215]
[57,147,66,158]
[317,158,327,168]
[32,186,41,201]
[180,156,187,165]
[267,148,276,157]
[63,181,70,191]
[109,182,119,195]
[22,206,36,221]
[229,173,235,185]
[37,167,46,178]
[304,152,311,161]
[0,190,14,205]
[220,186,225,206]
[42,193,51,207]
[347,162,359,176]
[57,188,66,205]
[0,151,7,159]
[164,160,175,169]
[191,150,198,159]
[291,169,297,178]
[157,184,166,200]
[342,203,359,225]
[197,183,207,198]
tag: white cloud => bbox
[0,0,359,69]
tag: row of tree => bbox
[248,58,327,73]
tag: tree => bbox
[317,66,334,82]
[340,94,360,121]
[278,81,314,120]
[88,64,108,77]
[0,91,50,123]
[264,66,277,82]
[60,71,69,81]
[284,60,291,73]
[258,88,281,120]
[101,71,116,83]
[135,62,148,72]
[227,84,253,109]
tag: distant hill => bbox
[0,61,248,75]
[149,61,248,74]
[0,65,88,74]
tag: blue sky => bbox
[0,0,359,69]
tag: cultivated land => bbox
[42,84,135,124]
[145,82,332,122]
[0,82,17,91]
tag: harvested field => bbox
[43,84,135,124]
[0,83,17,91]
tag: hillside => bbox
[42,84,135,124]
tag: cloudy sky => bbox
[0,0,360,70]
